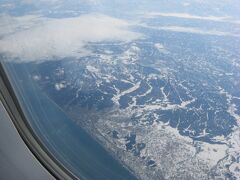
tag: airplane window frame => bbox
[0,62,78,180]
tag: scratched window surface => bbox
[1,0,240,179]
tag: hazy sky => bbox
[0,0,239,62]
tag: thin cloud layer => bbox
[0,14,142,62]
[140,24,238,37]
[157,26,235,36]
[145,12,240,24]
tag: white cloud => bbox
[0,15,44,37]
[21,0,62,4]
[157,26,234,36]
[140,24,239,37]
[0,3,15,9]
[145,12,240,24]
[55,82,66,90]
[154,43,168,54]
[182,2,190,7]
[20,0,103,6]
[0,14,142,62]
